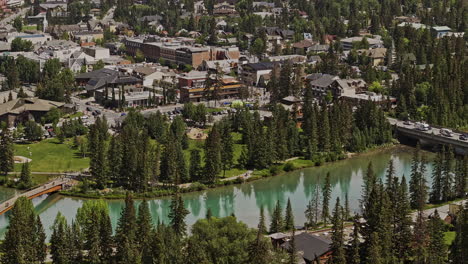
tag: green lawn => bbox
[206,107,225,113]
[444,231,456,246]
[14,138,90,172]
[22,25,38,31]
[64,112,84,119]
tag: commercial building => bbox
[122,37,239,68]
[179,72,244,102]
[0,98,64,127]
[239,62,277,86]
[340,36,383,50]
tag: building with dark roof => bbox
[309,74,339,96]
[0,98,65,127]
[75,68,142,96]
[281,233,332,264]
[239,62,278,86]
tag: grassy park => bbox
[14,138,90,173]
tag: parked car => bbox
[86,106,93,111]
[403,120,412,125]
[414,122,430,131]
[85,102,91,105]
[94,109,101,115]
[440,128,453,137]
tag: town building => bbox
[0,98,65,127]
[356,48,387,66]
[239,62,277,86]
[340,36,384,50]
[281,233,333,264]
[309,74,339,96]
[75,68,142,96]
[179,71,244,102]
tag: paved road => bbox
[388,117,467,143]
[101,6,115,21]
[0,7,29,26]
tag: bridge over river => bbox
[0,178,74,215]
[388,118,468,154]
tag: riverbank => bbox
[59,142,399,200]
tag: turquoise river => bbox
[0,146,435,239]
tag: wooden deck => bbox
[0,178,72,215]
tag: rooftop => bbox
[281,233,332,262]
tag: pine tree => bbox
[160,133,179,184]
[305,183,321,228]
[0,129,14,175]
[412,210,429,264]
[344,192,350,221]
[258,206,267,234]
[284,198,294,230]
[206,208,212,219]
[454,156,467,198]
[116,193,138,262]
[1,197,46,264]
[393,176,413,261]
[430,149,444,203]
[269,200,284,233]
[322,172,332,225]
[450,202,468,264]
[288,229,297,264]
[19,161,32,188]
[150,144,161,183]
[441,146,454,202]
[361,162,376,212]
[427,209,448,263]
[89,124,108,189]
[410,146,428,210]
[50,212,70,264]
[137,200,153,263]
[319,103,331,152]
[278,61,292,98]
[220,124,234,176]
[169,192,189,237]
[346,216,360,264]
[330,198,346,264]
[385,159,395,188]
[189,148,202,182]
[248,207,273,264]
[99,209,113,263]
[366,232,383,264]
[34,215,47,263]
[107,135,122,184]
[204,124,222,183]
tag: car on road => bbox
[85,102,91,105]
[403,120,412,125]
[440,128,453,137]
[414,122,430,131]
[459,134,468,141]
[86,106,93,111]
[94,109,101,115]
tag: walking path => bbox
[156,170,254,189]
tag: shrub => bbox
[269,165,281,175]
[283,162,296,172]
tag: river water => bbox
[0,146,434,238]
